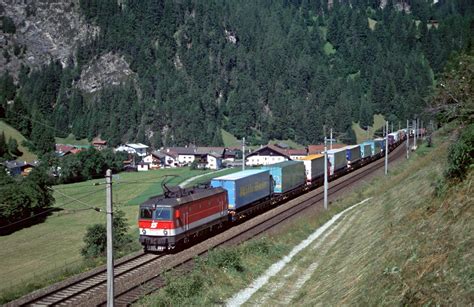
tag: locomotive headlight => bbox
[142,229,146,235]
[163,230,168,236]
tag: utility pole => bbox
[242,137,246,171]
[106,169,114,307]
[391,122,393,133]
[385,121,389,175]
[330,128,333,150]
[413,119,417,150]
[324,134,328,210]
[417,118,420,140]
[406,120,409,159]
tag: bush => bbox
[432,175,447,198]
[189,160,198,170]
[81,224,107,258]
[81,209,132,258]
[206,248,244,272]
[163,270,204,304]
[0,166,54,234]
[445,124,474,181]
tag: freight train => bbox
[138,131,407,252]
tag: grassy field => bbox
[55,134,91,146]
[352,114,386,143]
[221,129,241,147]
[0,167,213,300]
[0,120,37,162]
[139,129,472,305]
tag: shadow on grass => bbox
[0,207,63,236]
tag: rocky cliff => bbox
[0,0,99,79]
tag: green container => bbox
[261,160,305,193]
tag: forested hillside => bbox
[1,0,473,154]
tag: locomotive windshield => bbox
[140,208,153,219]
[153,207,171,220]
[139,207,171,220]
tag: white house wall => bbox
[246,155,287,166]
[178,155,195,165]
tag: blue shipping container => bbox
[345,145,361,164]
[261,161,305,193]
[210,169,271,210]
[374,138,385,151]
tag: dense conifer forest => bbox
[1,0,473,154]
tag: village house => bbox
[205,153,223,169]
[246,144,291,166]
[142,151,165,169]
[159,146,227,169]
[116,143,149,157]
[55,144,75,157]
[92,138,107,150]
[163,147,196,165]
[137,161,150,171]
[288,148,308,160]
[3,160,36,176]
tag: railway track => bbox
[8,142,407,307]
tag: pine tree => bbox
[7,137,20,157]
[0,132,7,158]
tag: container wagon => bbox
[261,161,305,194]
[362,140,383,158]
[345,145,361,168]
[210,169,272,215]
[326,148,347,176]
[301,154,326,185]
[388,132,400,149]
[138,187,228,251]
[360,143,373,159]
[374,138,385,154]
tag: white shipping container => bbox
[301,154,325,183]
[327,148,347,176]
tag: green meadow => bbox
[0,167,214,301]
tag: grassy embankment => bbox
[0,120,37,162]
[138,127,472,306]
[0,167,222,303]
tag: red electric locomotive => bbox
[138,186,228,251]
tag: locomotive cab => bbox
[138,187,229,252]
[139,203,178,251]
